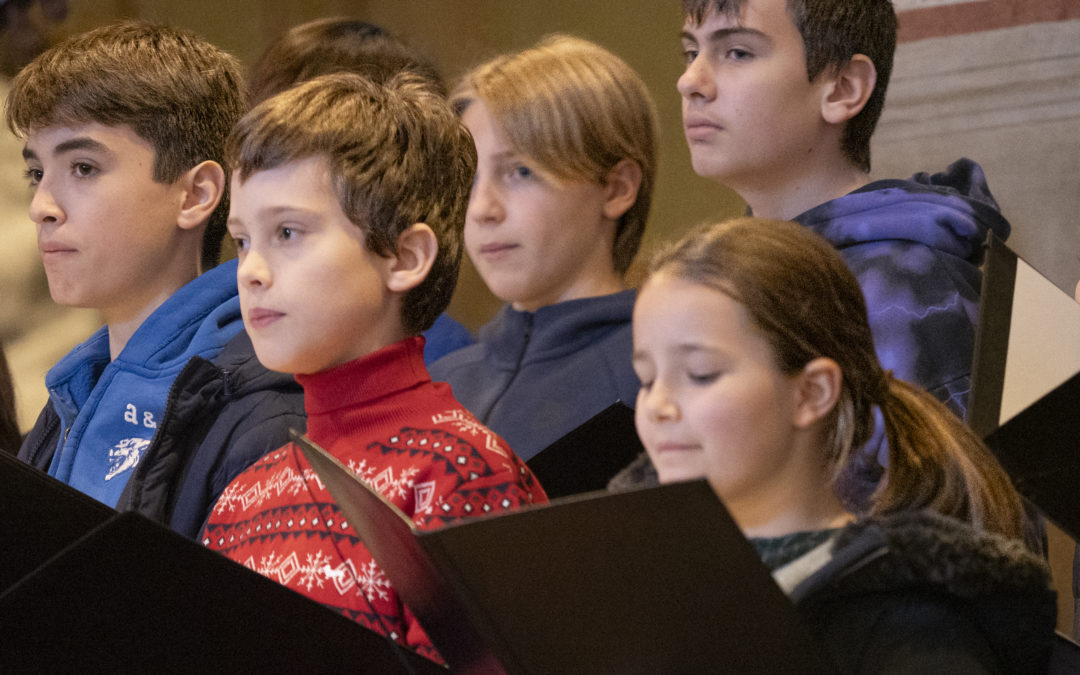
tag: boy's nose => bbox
[28,185,63,226]
[467,178,505,225]
[677,58,715,101]
[237,250,272,289]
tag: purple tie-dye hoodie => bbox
[794,158,1010,503]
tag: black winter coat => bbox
[777,511,1056,674]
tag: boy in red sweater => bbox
[199,72,546,665]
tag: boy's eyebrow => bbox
[22,136,111,161]
[681,26,770,45]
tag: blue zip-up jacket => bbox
[34,260,244,507]
[19,260,305,537]
[429,290,639,462]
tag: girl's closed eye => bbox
[688,371,720,385]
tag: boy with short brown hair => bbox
[430,35,659,462]
[678,0,1012,502]
[200,72,545,665]
[9,21,304,537]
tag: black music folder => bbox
[969,234,1080,541]
[969,233,1080,438]
[295,431,836,674]
[0,449,114,592]
[525,401,644,498]
[0,452,444,674]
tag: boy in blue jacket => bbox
[429,36,658,462]
[677,0,1012,503]
[9,21,304,537]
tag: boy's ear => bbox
[792,357,843,429]
[176,160,226,231]
[819,54,876,126]
[386,223,437,293]
[601,159,643,221]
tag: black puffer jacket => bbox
[19,331,304,538]
[776,511,1056,674]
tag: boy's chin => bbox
[250,348,300,375]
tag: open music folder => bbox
[294,430,836,674]
[524,401,644,499]
[968,234,1080,542]
[0,450,445,674]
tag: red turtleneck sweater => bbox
[200,337,546,664]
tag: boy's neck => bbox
[738,163,872,222]
[105,260,202,360]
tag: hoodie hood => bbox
[796,158,1010,264]
[44,260,244,507]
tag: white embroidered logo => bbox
[105,437,151,480]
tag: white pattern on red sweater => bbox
[200,337,546,664]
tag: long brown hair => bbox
[650,218,1024,539]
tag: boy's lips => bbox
[40,240,76,253]
[477,242,519,259]
[39,241,77,260]
[247,307,285,329]
[683,115,723,140]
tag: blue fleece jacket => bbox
[43,260,244,507]
[429,290,639,462]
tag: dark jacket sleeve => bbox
[805,592,1007,674]
[118,333,305,539]
[17,399,61,470]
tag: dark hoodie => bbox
[429,290,639,462]
[795,159,1010,506]
[794,158,1010,418]
[772,511,1056,674]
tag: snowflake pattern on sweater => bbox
[200,337,546,665]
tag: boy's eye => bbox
[726,48,753,61]
[72,162,96,177]
[276,225,300,242]
[682,48,699,65]
[507,164,534,181]
[23,168,42,186]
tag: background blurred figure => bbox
[247,16,445,105]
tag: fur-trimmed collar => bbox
[781,510,1050,604]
